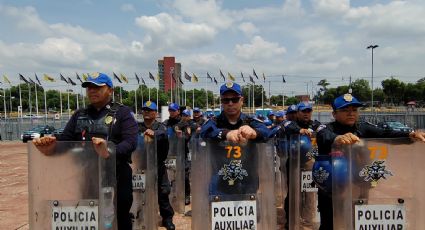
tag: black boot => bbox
[162,218,176,230]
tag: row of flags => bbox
[2,69,287,87]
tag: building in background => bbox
[158,56,182,104]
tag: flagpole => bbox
[141,85,144,105]
[119,86,122,103]
[156,87,159,109]
[148,86,151,101]
[67,85,70,119]
[43,86,47,121]
[252,83,255,114]
[134,88,138,119]
[18,83,22,118]
[60,90,63,118]
[3,88,7,119]
[9,87,13,117]
[28,83,32,116]
[34,82,39,116]
[170,73,173,103]
[76,91,79,110]
[205,78,208,110]
[81,88,85,108]
[192,88,195,109]
[261,84,264,111]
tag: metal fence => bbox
[1,111,425,141]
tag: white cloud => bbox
[234,36,286,61]
[172,0,233,30]
[238,22,259,36]
[121,3,135,12]
[311,0,350,16]
[135,13,217,51]
[0,5,51,36]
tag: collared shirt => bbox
[57,101,138,163]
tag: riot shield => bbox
[28,141,117,230]
[191,139,277,230]
[130,135,158,229]
[287,134,320,230]
[166,135,186,213]
[331,138,425,230]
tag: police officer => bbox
[316,94,425,230]
[138,101,175,230]
[200,82,271,143]
[192,107,206,129]
[175,109,193,205]
[285,104,298,121]
[285,101,321,136]
[280,102,321,229]
[33,73,138,229]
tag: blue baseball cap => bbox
[297,102,313,111]
[332,94,364,110]
[220,82,242,96]
[82,72,113,88]
[193,107,201,113]
[275,111,285,118]
[168,103,179,111]
[182,109,191,116]
[267,110,275,116]
[286,104,298,113]
[142,101,157,111]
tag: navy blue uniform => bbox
[138,121,174,221]
[57,101,138,230]
[315,121,411,230]
[200,113,271,141]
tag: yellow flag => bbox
[82,73,88,81]
[120,73,128,83]
[156,73,160,81]
[43,74,56,82]
[192,73,199,83]
[228,72,235,81]
[3,75,11,84]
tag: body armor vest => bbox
[74,103,121,141]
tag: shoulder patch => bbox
[283,121,292,127]
[317,124,327,132]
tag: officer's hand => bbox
[144,129,155,137]
[333,133,360,145]
[92,137,110,159]
[409,131,425,142]
[226,130,241,143]
[196,127,201,133]
[32,136,57,155]
[238,125,257,140]
[300,128,312,137]
[175,129,183,138]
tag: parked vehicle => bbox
[53,127,64,136]
[21,125,55,143]
[377,121,413,133]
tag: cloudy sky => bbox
[1,0,424,95]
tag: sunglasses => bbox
[221,97,241,104]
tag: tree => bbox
[381,77,405,105]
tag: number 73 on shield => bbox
[225,146,242,159]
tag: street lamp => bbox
[367,44,379,113]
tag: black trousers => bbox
[158,167,174,219]
[117,163,133,230]
[318,190,333,230]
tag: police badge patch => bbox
[343,94,353,102]
[359,160,393,187]
[226,82,234,88]
[90,72,100,78]
[218,160,248,186]
[313,167,329,184]
[105,116,113,125]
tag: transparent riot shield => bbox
[28,141,116,230]
[166,135,185,213]
[287,134,320,230]
[276,137,289,227]
[191,139,277,230]
[332,138,425,230]
[130,135,158,229]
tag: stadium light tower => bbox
[367,44,379,113]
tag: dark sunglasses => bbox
[221,97,241,104]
